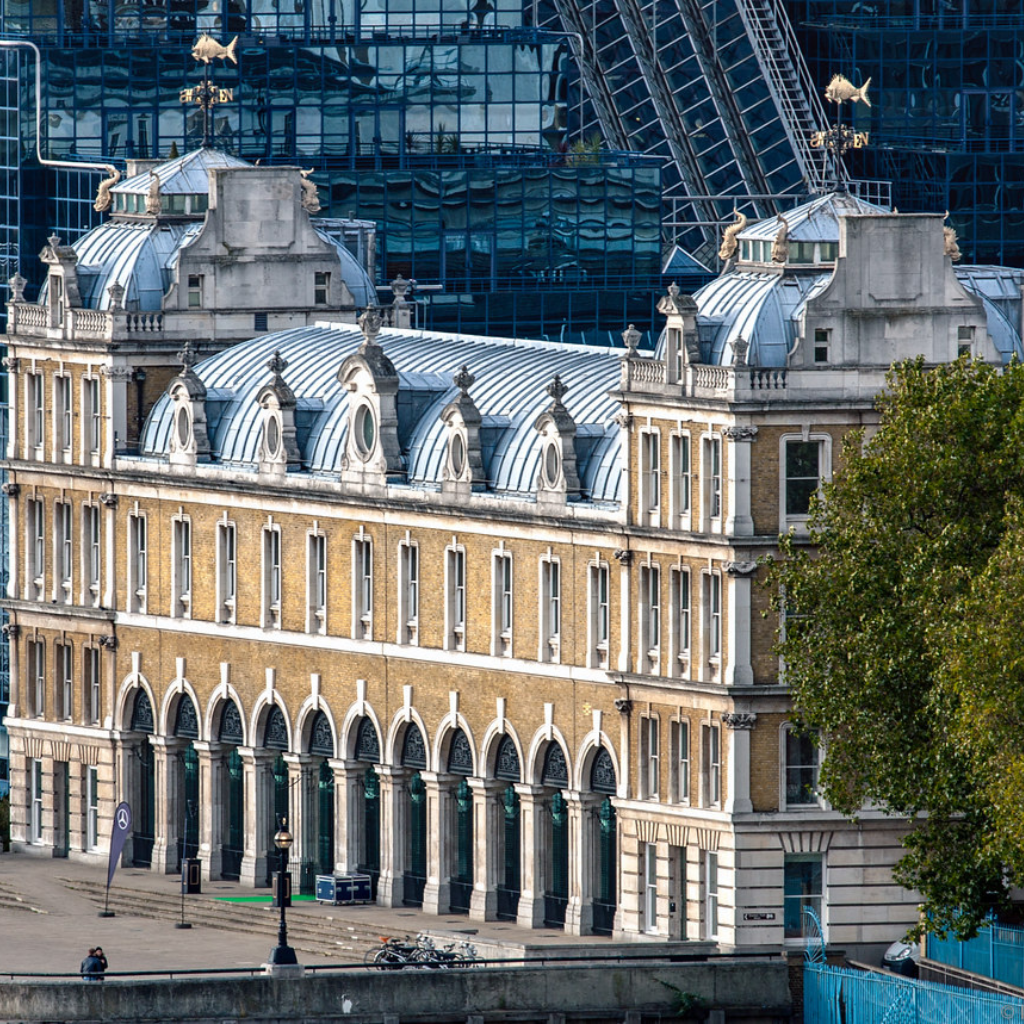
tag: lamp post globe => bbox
[268,816,298,966]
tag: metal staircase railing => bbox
[735,0,845,192]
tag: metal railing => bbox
[929,922,1024,991]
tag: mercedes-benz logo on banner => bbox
[116,806,131,832]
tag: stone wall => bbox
[0,959,792,1024]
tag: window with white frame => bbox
[353,535,373,638]
[398,540,419,644]
[87,766,99,849]
[643,842,658,933]
[128,512,147,613]
[703,434,722,530]
[56,642,73,720]
[539,557,561,662]
[670,432,691,528]
[308,532,327,634]
[671,718,691,804]
[83,376,101,457]
[782,436,830,529]
[29,640,45,717]
[172,517,192,618]
[704,851,719,939]
[55,374,72,456]
[28,371,44,455]
[670,567,691,676]
[30,759,43,842]
[263,524,282,628]
[702,722,721,807]
[445,544,467,651]
[187,274,204,308]
[588,561,610,668]
[640,430,661,522]
[957,325,975,358]
[783,853,823,940]
[27,498,45,600]
[55,501,72,604]
[83,504,100,605]
[85,646,100,725]
[639,562,661,671]
[492,551,513,656]
[783,727,821,809]
[216,520,237,624]
[704,571,722,666]
[640,715,660,799]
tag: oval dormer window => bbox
[176,407,191,448]
[354,403,376,459]
[450,432,466,477]
[266,416,280,458]
[544,442,560,487]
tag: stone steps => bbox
[59,878,387,962]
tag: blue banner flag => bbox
[106,801,133,891]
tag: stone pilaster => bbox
[723,425,757,536]
[239,748,272,887]
[376,765,407,907]
[515,784,547,929]
[469,779,502,921]
[722,713,757,814]
[563,792,594,936]
[194,741,224,880]
[724,560,758,686]
[420,771,452,915]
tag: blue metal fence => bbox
[928,924,1024,990]
[805,962,1024,1024]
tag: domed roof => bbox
[738,191,886,244]
[657,193,1024,368]
[111,148,250,198]
[141,323,624,504]
[37,147,375,311]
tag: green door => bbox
[497,784,521,920]
[545,790,568,927]
[180,743,200,867]
[404,771,426,906]
[317,760,334,876]
[269,754,289,885]
[134,738,155,867]
[223,748,243,880]
[593,797,617,935]
[450,777,473,913]
[361,766,380,898]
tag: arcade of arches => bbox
[115,685,620,936]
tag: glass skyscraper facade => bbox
[784,0,1024,267]
[0,2,682,344]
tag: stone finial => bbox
[546,374,569,407]
[453,365,475,394]
[733,336,749,367]
[358,305,383,346]
[391,274,412,302]
[146,172,162,215]
[94,168,121,212]
[666,281,680,305]
[47,233,62,251]
[300,169,321,214]
[8,273,26,303]
[621,323,641,354]
[177,338,198,372]
[107,281,125,311]
[267,350,289,379]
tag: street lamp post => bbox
[268,816,298,966]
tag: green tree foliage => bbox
[767,357,1024,937]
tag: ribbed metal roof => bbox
[740,192,887,243]
[141,324,624,504]
[656,261,1024,368]
[113,148,250,195]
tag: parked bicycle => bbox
[365,934,479,970]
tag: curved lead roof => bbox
[659,193,1024,367]
[38,147,375,311]
[141,324,624,504]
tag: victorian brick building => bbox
[6,155,1022,954]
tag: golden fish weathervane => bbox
[825,74,872,107]
[191,34,239,65]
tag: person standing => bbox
[94,947,108,978]
[80,948,103,982]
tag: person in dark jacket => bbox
[94,947,108,974]
[80,948,104,981]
